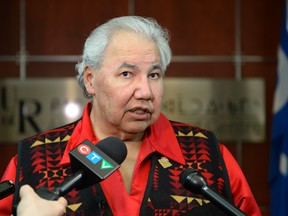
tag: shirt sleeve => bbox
[220,144,262,216]
[0,155,17,216]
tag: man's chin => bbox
[127,122,151,133]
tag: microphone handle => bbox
[53,170,83,196]
[202,186,247,216]
[36,170,83,200]
[35,186,59,201]
[0,180,15,200]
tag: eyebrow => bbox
[119,62,163,72]
[119,63,138,70]
[150,64,163,72]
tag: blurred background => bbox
[0,0,286,215]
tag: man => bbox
[0,16,261,215]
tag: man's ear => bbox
[84,67,95,95]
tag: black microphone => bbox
[180,168,247,216]
[36,136,127,200]
[0,180,15,200]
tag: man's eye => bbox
[149,73,160,79]
[121,71,131,77]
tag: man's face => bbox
[89,30,164,136]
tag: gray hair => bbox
[75,16,172,98]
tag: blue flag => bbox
[269,1,288,216]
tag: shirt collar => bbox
[146,114,185,164]
[60,102,185,165]
[60,102,98,165]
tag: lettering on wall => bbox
[0,78,265,143]
[161,78,265,142]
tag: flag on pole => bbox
[269,1,288,216]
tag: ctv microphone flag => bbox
[35,137,127,200]
[269,1,288,216]
[69,139,121,190]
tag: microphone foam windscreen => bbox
[96,136,127,164]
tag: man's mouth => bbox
[134,109,149,114]
[129,108,152,119]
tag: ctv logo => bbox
[86,151,102,164]
[77,144,114,169]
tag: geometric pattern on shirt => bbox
[171,195,210,205]
[145,122,229,215]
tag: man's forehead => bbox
[118,62,163,72]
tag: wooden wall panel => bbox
[135,0,236,55]
[0,63,19,78]
[242,0,284,55]
[0,1,19,55]
[166,62,235,77]
[26,0,129,55]
[26,62,76,77]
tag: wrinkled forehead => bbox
[109,29,157,47]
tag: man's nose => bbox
[133,76,153,100]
